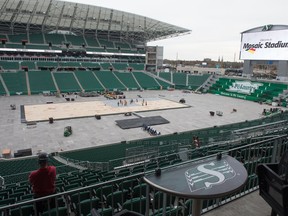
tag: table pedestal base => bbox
[192,199,203,216]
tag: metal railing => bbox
[0,134,287,216]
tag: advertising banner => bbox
[240,30,288,60]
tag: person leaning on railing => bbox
[29,152,56,215]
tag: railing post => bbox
[272,138,279,163]
[145,184,150,216]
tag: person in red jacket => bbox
[29,152,56,215]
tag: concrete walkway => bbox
[203,190,271,216]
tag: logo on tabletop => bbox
[185,160,236,192]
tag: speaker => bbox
[17,148,32,157]
[14,152,22,158]
[95,115,101,120]
[49,117,54,124]
[155,168,161,177]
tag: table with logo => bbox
[143,155,248,216]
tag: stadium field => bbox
[0,90,279,155]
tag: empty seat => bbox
[76,197,100,216]
[106,189,129,210]
[122,197,146,215]
[95,185,115,201]
[132,183,147,198]
[42,206,68,216]
[10,205,34,216]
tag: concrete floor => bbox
[203,190,272,216]
[0,90,279,156]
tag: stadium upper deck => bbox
[0,0,190,43]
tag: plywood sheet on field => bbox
[23,98,189,122]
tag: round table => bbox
[144,155,248,216]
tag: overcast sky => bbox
[64,0,288,62]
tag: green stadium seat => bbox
[121,197,146,215]
[76,197,100,216]
[10,204,34,216]
[106,189,129,209]
[133,72,161,90]
[41,206,68,216]
[132,183,147,198]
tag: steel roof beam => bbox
[55,3,65,32]
[69,3,77,33]
[26,1,39,33]
[41,0,53,32]
[9,0,23,34]
[83,6,89,35]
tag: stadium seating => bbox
[0,61,19,70]
[158,72,171,82]
[100,63,112,70]
[113,71,140,90]
[129,63,145,71]
[29,33,44,44]
[59,62,81,68]
[1,71,27,95]
[25,44,49,50]
[20,61,36,70]
[0,77,6,95]
[45,34,65,45]
[208,77,288,103]
[115,41,131,49]
[74,71,104,92]
[0,34,7,40]
[86,47,106,52]
[28,70,57,94]
[53,72,82,93]
[94,71,126,91]
[111,63,128,71]
[0,121,288,216]
[65,34,86,46]
[132,72,161,90]
[187,74,211,90]
[85,36,101,47]
[172,73,187,87]
[80,62,101,69]
[98,39,115,49]
[5,43,24,49]
[37,61,58,69]
[155,78,171,90]
[8,34,27,43]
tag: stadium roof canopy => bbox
[0,0,191,44]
